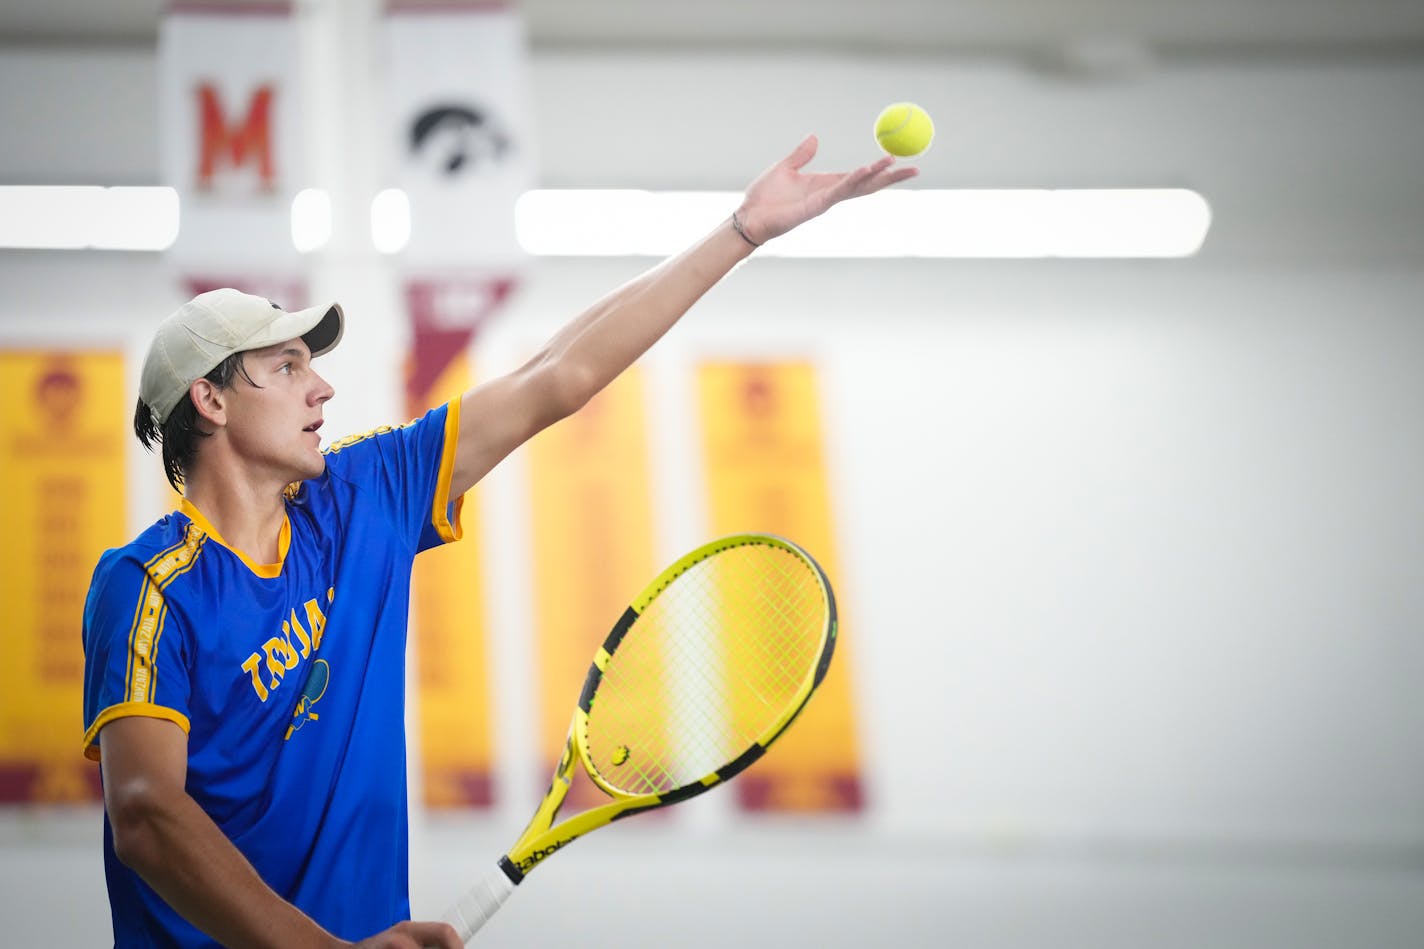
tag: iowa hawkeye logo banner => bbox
[382,1,535,269]
[386,2,535,809]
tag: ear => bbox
[189,378,227,430]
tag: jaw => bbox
[295,444,327,482]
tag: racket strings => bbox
[619,552,805,771]
[584,542,826,795]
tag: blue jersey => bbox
[81,401,464,948]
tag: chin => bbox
[293,451,327,482]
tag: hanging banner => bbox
[383,1,535,269]
[0,351,126,803]
[386,1,534,808]
[402,277,514,810]
[404,277,516,405]
[407,355,496,809]
[159,2,307,274]
[697,361,865,813]
[527,370,657,808]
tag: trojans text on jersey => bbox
[239,587,334,702]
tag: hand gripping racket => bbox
[442,532,838,942]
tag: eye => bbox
[278,362,293,374]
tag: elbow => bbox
[532,356,602,426]
[106,779,174,871]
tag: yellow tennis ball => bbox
[874,102,934,158]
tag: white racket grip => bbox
[444,863,517,944]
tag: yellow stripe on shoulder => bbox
[323,413,423,456]
[147,524,207,584]
[125,526,207,703]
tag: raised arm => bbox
[448,134,917,496]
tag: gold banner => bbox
[527,369,656,808]
[409,357,496,807]
[697,361,864,812]
[0,351,126,803]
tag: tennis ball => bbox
[874,102,934,158]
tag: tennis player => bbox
[81,136,915,948]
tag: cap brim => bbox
[240,302,345,359]
[299,303,344,357]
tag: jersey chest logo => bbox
[284,658,331,740]
[238,586,334,706]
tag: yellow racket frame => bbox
[499,532,837,881]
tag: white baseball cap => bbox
[139,288,345,423]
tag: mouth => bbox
[303,420,323,435]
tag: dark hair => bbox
[134,352,259,490]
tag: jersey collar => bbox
[179,497,291,579]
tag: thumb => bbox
[783,134,819,171]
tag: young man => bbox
[82,136,915,948]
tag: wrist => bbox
[730,209,761,248]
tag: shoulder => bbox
[85,512,209,652]
[89,512,208,598]
[323,403,451,458]
[307,403,454,490]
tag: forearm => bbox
[538,216,752,404]
[113,787,338,949]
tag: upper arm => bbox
[450,357,590,496]
[99,716,190,832]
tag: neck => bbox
[182,470,289,565]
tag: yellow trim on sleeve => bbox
[431,397,465,544]
[83,702,192,762]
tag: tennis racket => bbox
[441,532,838,943]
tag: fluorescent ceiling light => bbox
[0,186,179,251]
[1,186,1211,259]
[371,188,412,255]
[515,188,1211,259]
[291,188,333,253]
[516,190,733,257]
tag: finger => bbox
[801,163,914,217]
[838,154,896,184]
[396,920,461,949]
[847,159,918,198]
[783,134,819,171]
[858,156,906,187]
[814,161,891,206]
[370,935,419,949]
[832,155,897,193]
[869,164,920,191]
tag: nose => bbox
[310,370,335,406]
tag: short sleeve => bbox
[81,548,194,761]
[320,399,465,554]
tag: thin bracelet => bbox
[730,210,761,248]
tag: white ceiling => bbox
[2,0,1423,59]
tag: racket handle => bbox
[443,862,517,944]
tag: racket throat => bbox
[498,855,525,885]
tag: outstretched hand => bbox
[734,134,919,246]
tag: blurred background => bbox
[2,0,1422,946]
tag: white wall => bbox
[2,39,1422,948]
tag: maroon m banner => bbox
[196,83,277,190]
